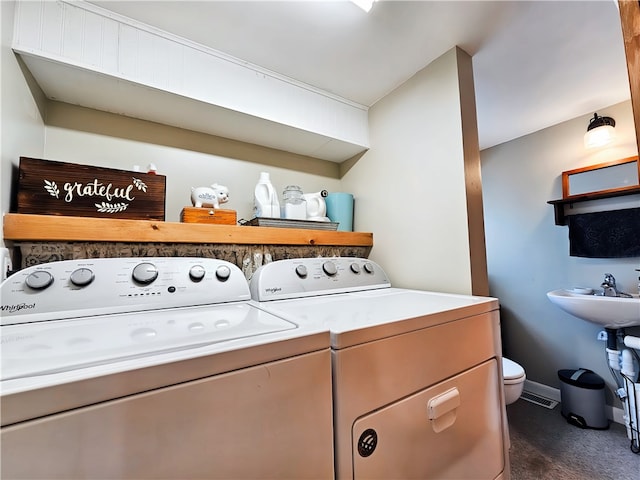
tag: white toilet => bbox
[502,357,526,405]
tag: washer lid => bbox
[502,357,525,380]
[1,303,297,381]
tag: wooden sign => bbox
[17,157,166,220]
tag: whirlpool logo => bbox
[1,333,35,344]
[265,287,282,294]
[1,302,36,314]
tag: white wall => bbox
[1,0,46,248]
[481,100,640,406]
[342,47,478,294]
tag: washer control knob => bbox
[350,263,361,274]
[70,267,95,287]
[132,262,159,285]
[322,261,338,276]
[295,265,308,278]
[25,270,54,290]
[189,265,206,282]
[363,262,375,274]
[215,265,231,281]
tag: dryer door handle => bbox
[427,387,460,433]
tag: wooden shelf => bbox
[2,213,373,247]
[547,186,640,225]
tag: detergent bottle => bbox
[254,172,280,218]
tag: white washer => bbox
[250,257,510,480]
[1,257,334,479]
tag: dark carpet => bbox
[507,399,640,479]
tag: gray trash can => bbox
[558,368,609,430]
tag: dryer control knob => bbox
[70,267,95,287]
[25,270,54,290]
[350,263,361,274]
[215,265,231,281]
[132,262,159,285]
[363,262,375,274]
[322,261,338,276]
[189,265,206,282]
[295,265,308,278]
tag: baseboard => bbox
[610,405,626,425]
[524,379,625,425]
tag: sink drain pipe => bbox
[606,328,620,374]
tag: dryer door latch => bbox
[427,387,460,433]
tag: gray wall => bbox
[481,100,640,408]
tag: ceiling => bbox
[88,0,631,151]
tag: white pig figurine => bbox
[190,184,230,208]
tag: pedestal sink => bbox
[547,289,640,328]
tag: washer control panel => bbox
[0,257,250,325]
[249,257,391,301]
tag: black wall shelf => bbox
[547,186,640,225]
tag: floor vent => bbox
[520,390,559,409]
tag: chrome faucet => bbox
[601,273,632,297]
[602,273,616,288]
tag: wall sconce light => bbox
[584,113,616,148]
